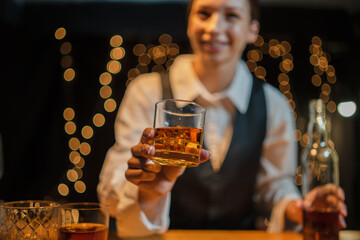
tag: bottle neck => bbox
[307,99,329,144]
[308,113,329,144]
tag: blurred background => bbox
[0,0,359,230]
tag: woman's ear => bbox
[247,19,260,44]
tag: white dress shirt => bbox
[97,54,301,237]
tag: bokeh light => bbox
[246,60,257,72]
[58,183,69,196]
[107,60,121,74]
[74,181,86,193]
[93,113,105,127]
[65,121,76,135]
[110,47,125,60]
[139,54,152,66]
[159,33,172,45]
[167,47,179,59]
[133,44,146,56]
[127,68,141,81]
[327,101,337,113]
[69,151,81,164]
[152,65,165,74]
[319,93,329,103]
[279,82,290,93]
[254,35,264,47]
[281,41,291,53]
[67,169,78,182]
[81,126,94,139]
[63,108,75,121]
[100,86,112,99]
[55,27,66,40]
[254,66,266,79]
[327,75,337,84]
[280,59,293,72]
[310,54,319,66]
[137,64,149,73]
[312,36,322,46]
[278,73,289,83]
[79,142,91,155]
[321,83,331,95]
[104,98,117,112]
[110,35,123,47]
[69,137,80,151]
[60,42,72,55]
[247,50,261,62]
[326,65,335,77]
[338,101,357,117]
[64,68,75,81]
[99,72,112,85]
[319,56,328,69]
[311,75,322,87]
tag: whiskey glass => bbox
[59,202,109,240]
[0,200,60,240]
[149,99,206,167]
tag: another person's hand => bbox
[125,128,211,205]
[285,184,347,228]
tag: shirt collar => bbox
[170,54,253,114]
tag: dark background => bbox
[1,0,359,230]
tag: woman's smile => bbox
[201,40,229,53]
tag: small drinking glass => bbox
[149,99,206,167]
[59,202,109,240]
[0,200,60,240]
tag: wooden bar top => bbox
[109,230,360,240]
[109,230,302,240]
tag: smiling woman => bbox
[96,0,309,237]
[186,0,260,92]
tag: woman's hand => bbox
[285,184,347,228]
[125,128,211,204]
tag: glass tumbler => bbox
[0,200,60,240]
[149,99,206,167]
[59,202,109,240]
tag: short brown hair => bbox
[187,0,261,21]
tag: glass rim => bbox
[1,200,59,209]
[155,99,206,113]
[61,202,109,211]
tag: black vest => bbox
[161,72,267,229]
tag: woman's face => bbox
[187,0,259,66]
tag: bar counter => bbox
[109,230,302,240]
[109,230,360,240]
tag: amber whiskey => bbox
[58,223,108,240]
[149,127,203,167]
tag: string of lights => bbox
[248,35,297,118]
[55,27,125,197]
